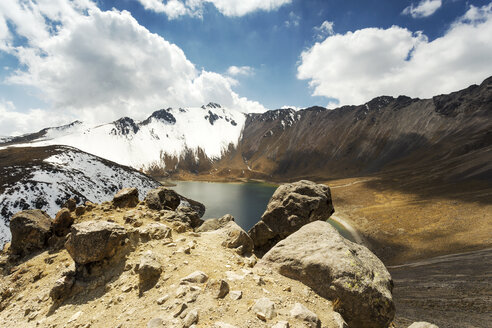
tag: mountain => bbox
[2,80,491,185]
[0,145,161,246]
[0,103,245,170]
[215,76,492,183]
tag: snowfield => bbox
[0,147,161,246]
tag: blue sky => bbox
[0,0,491,135]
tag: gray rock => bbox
[113,187,139,208]
[207,279,229,299]
[249,180,334,253]
[10,210,52,256]
[290,303,320,328]
[138,251,162,289]
[214,221,253,255]
[156,294,169,305]
[183,309,199,327]
[332,312,348,328]
[229,290,242,300]
[147,317,164,328]
[196,214,234,232]
[259,221,395,328]
[181,271,208,284]
[145,187,181,211]
[65,221,128,265]
[49,270,75,302]
[272,321,289,328]
[252,297,276,320]
[176,207,204,228]
[408,322,439,328]
[53,208,74,237]
[137,223,172,241]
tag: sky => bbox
[0,0,491,136]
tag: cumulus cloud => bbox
[298,3,492,106]
[0,101,69,137]
[135,0,292,18]
[227,65,254,77]
[402,0,442,18]
[0,0,266,136]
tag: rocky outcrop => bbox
[65,221,128,265]
[248,180,334,253]
[113,187,139,208]
[144,187,181,211]
[259,221,395,328]
[9,210,52,256]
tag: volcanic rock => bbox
[113,187,139,208]
[144,187,181,211]
[52,208,74,237]
[9,210,52,256]
[249,180,334,253]
[259,221,395,328]
[65,221,128,265]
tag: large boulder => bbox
[209,220,253,255]
[65,221,128,265]
[248,180,334,253]
[144,187,181,211]
[10,210,52,256]
[113,188,139,208]
[259,221,395,328]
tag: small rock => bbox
[196,214,234,232]
[214,323,239,328]
[53,208,74,237]
[121,285,133,293]
[173,303,187,317]
[332,312,348,328]
[147,317,164,328]
[113,188,139,208]
[272,321,289,328]
[408,322,440,328]
[138,251,162,291]
[183,309,199,328]
[67,311,83,323]
[207,279,229,299]
[157,294,169,305]
[252,298,276,320]
[145,187,181,211]
[229,290,242,300]
[181,271,208,284]
[64,198,77,211]
[289,303,320,328]
[75,205,86,216]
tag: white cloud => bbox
[298,4,492,106]
[0,101,68,136]
[135,0,291,18]
[314,20,334,39]
[284,11,300,28]
[0,0,266,136]
[403,0,442,18]
[227,65,254,76]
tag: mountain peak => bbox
[142,108,177,125]
[201,102,222,109]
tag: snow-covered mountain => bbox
[0,145,161,246]
[0,103,246,170]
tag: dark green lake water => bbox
[171,180,352,240]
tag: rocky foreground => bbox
[0,181,437,328]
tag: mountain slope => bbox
[0,103,245,170]
[214,76,492,183]
[0,146,161,246]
